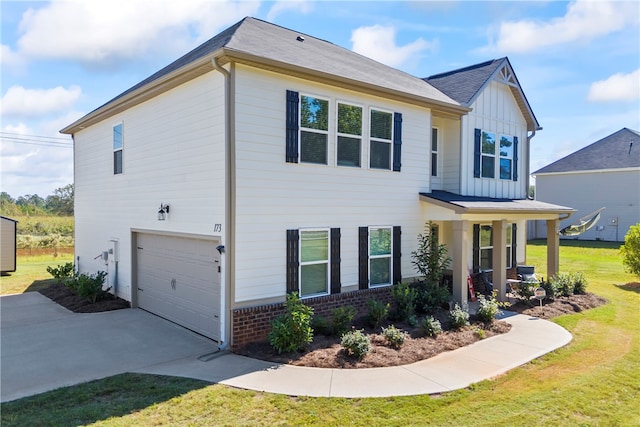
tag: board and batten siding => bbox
[534,170,639,242]
[232,64,433,304]
[432,116,462,193]
[74,72,226,300]
[460,80,528,199]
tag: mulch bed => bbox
[38,282,130,313]
[507,292,607,319]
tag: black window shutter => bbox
[472,224,480,272]
[358,226,369,290]
[286,229,299,294]
[286,90,299,163]
[392,112,403,172]
[392,226,402,285]
[473,128,481,178]
[513,136,519,181]
[330,228,341,294]
[511,223,518,267]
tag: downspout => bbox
[211,57,235,350]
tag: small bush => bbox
[367,299,390,328]
[448,303,470,329]
[539,277,557,302]
[571,272,588,294]
[473,326,486,340]
[476,291,504,323]
[391,282,417,321]
[381,325,407,348]
[65,271,109,303]
[551,272,574,297]
[421,315,442,337]
[268,293,314,354]
[310,315,332,336]
[331,305,356,336]
[47,262,75,284]
[341,329,370,359]
[416,282,451,314]
[620,223,640,277]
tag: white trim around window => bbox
[299,228,330,297]
[336,100,363,168]
[113,122,123,175]
[299,93,330,165]
[369,107,394,170]
[369,226,392,287]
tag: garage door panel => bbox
[136,234,221,341]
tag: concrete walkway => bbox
[1,293,572,401]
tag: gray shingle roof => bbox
[533,128,640,174]
[420,190,574,214]
[424,57,541,131]
[62,17,463,133]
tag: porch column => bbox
[451,220,470,306]
[492,220,507,301]
[547,219,560,278]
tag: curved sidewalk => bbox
[141,312,573,398]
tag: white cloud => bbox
[15,0,259,65]
[587,69,640,102]
[1,85,82,118]
[350,25,436,68]
[488,0,639,54]
[267,0,313,22]
[0,44,25,69]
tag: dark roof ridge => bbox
[425,57,506,80]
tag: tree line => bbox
[0,184,74,217]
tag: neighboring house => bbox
[61,17,573,349]
[532,128,640,242]
[1,216,18,274]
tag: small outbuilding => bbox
[1,216,18,274]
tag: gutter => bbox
[211,57,236,349]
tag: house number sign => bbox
[534,287,546,308]
[213,224,222,232]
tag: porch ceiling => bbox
[419,190,575,220]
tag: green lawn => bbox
[1,241,639,426]
[0,251,74,295]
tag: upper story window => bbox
[369,109,393,170]
[499,135,514,180]
[337,102,363,167]
[431,127,439,177]
[300,95,329,164]
[481,131,496,178]
[113,123,123,175]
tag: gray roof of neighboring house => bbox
[533,128,640,174]
[425,57,541,131]
[419,190,574,214]
[62,17,464,134]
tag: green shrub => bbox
[310,315,332,336]
[331,305,356,336]
[381,325,407,348]
[65,271,109,303]
[421,315,442,337]
[268,293,314,354]
[367,299,389,328]
[473,326,486,339]
[341,329,370,359]
[416,282,451,313]
[551,272,574,297]
[448,303,470,329]
[476,291,504,323]
[411,221,451,286]
[47,262,75,284]
[539,277,557,302]
[620,223,640,277]
[391,282,417,321]
[571,271,588,294]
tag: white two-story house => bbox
[61,17,573,348]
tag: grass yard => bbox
[1,241,639,426]
[0,250,74,295]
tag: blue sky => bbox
[1,0,639,198]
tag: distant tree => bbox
[46,184,74,215]
[16,194,45,208]
[1,192,15,204]
[620,223,640,278]
[529,185,535,199]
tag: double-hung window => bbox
[369,227,392,286]
[300,95,329,164]
[369,109,393,170]
[481,131,496,178]
[474,223,518,271]
[113,123,123,175]
[337,102,362,167]
[499,135,514,180]
[299,229,329,297]
[478,225,493,270]
[431,127,439,177]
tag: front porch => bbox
[419,191,575,305]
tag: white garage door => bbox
[136,233,221,341]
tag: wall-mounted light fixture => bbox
[158,204,170,221]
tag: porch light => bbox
[158,204,170,220]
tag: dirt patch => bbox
[38,282,130,313]
[507,292,607,319]
[236,292,608,369]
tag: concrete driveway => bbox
[0,292,239,402]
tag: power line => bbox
[0,131,70,141]
[0,132,73,149]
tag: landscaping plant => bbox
[421,315,442,337]
[331,305,356,336]
[391,282,417,321]
[475,291,507,323]
[64,271,109,303]
[411,221,451,286]
[268,292,314,354]
[448,303,470,329]
[340,329,370,359]
[366,298,390,329]
[46,262,75,284]
[381,325,407,348]
[620,223,640,277]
